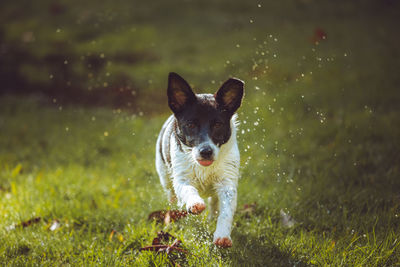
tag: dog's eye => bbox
[214,122,223,129]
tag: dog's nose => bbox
[199,146,213,159]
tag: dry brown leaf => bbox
[109,229,124,242]
[148,210,188,225]
[19,217,41,228]
[140,231,187,254]
[240,202,257,218]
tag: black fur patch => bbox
[174,94,233,148]
[166,72,243,150]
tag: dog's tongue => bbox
[198,160,214,166]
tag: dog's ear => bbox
[168,72,196,114]
[215,78,244,115]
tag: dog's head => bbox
[167,72,244,167]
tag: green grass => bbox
[1,0,400,266]
[1,91,399,265]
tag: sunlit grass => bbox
[1,82,399,266]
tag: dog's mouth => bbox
[197,159,214,167]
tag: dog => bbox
[155,72,244,248]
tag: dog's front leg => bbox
[173,177,205,214]
[213,184,237,248]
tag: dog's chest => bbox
[189,164,223,196]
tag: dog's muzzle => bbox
[197,145,214,166]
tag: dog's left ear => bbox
[215,78,244,115]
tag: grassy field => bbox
[1,0,400,266]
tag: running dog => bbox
[155,72,244,248]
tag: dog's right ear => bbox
[215,78,244,115]
[167,72,196,114]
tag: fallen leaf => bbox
[20,217,41,228]
[148,210,188,225]
[240,202,257,218]
[138,231,197,266]
[152,231,175,245]
[140,231,188,255]
[109,229,124,242]
[7,217,42,231]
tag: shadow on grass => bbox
[229,231,309,267]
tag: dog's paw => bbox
[188,203,206,214]
[213,237,232,248]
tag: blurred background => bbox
[1,0,400,265]
[1,0,398,112]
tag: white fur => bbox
[155,114,240,243]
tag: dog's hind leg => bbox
[155,157,176,203]
[155,128,176,203]
[208,196,219,220]
[157,170,176,203]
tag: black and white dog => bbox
[155,72,244,248]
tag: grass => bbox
[1,0,400,266]
[1,92,399,265]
